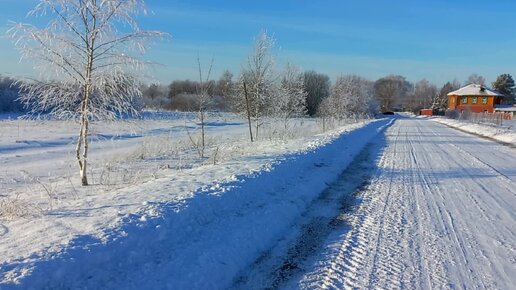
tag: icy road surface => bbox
[291,118,516,289]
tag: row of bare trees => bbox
[140,71,515,115]
[228,32,382,141]
[142,72,495,119]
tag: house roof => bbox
[447,84,503,97]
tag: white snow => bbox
[431,116,516,144]
[447,84,502,96]
[2,114,515,289]
[0,112,389,288]
[290,118,516,289]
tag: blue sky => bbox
[1,0,516,86]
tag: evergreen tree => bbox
[303,70,330,116]
[492,74,515,104]
[432,80,460,112]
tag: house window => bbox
[472,96,478,104]
[482,96,488,104]
[462,96,468,104]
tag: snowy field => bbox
[0,112,382,288]
[1,114,515,289]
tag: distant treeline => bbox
[0,76,24,113]
[142,72,514,115]
[1,72,514,115]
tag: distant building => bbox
[419,109,432,116]
[447,84,503,113]
[494,105,516,118]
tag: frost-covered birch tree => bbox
[8,0,165,186]
[274,63,307,135]
[191,57,214,158]
[325,75,376,120]
[233,31,276,140]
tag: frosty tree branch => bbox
[233,31,276,140]
[8,0,166,186]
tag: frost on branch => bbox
[8,0,166,185]
[232,31,276,140]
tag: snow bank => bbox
[1,118,392,289]
[431,117,516,144]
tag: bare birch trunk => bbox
[255,119,259,140]
[77,16,97,186]
[284,115,288,137]
[200,110,205,158]
[243,81,253,142]
[77,109,89,186]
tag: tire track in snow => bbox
[231,135,386,290]
[405,129,435,289]
[424,122,515,288]
[292,118,515,289]
[293,124,409,290]
[404,120,507,289]
[447,142,516,196]
[296,169,386,289]
[365,126,408,289]
[406,124,451,289]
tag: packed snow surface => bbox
[288,117,516,289]
[431,117,516,144]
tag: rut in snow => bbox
[235,118,516,290]
[231,131,388,289]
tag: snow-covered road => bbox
[293,117,516,289]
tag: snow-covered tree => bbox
[233,31,277,140]
[326,75,377,120]
[192,57,214,158]
[142,83,169,110]
[330,76,356,118]
[317,94,336,131]
[8,0,165,185]
[274,63,307,134]
[432,80,460,112]
[492,74,515,104]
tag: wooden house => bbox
[447,84,503,113]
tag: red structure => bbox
[419,109,433,116]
